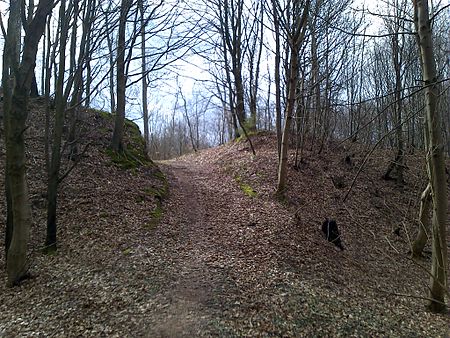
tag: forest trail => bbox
[1,126,448,336]
[145,155,294,336]
[140,149,450,337]
[147,159,228,336]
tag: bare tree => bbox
[2,0,55,286]
[276,0,310,196]
[245,1,264,131]
[382,0,408,183]
[44,0,71,253]
[44,0,96,252]
[271,0,283,157]
[111,0,131,152]
[138,0,150,153]
[414,0,448,313]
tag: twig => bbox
[58,142,92,184]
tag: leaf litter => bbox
[0,107,449,336]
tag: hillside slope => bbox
[0,100,167,335]
[0,111,449,336]
[175,132,450,335]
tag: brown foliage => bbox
[0,119,448,335]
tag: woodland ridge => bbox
[1,0,449,335]
[0,104,449,335]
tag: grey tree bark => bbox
[276,0,310,196]
[383,2,406,183]
[414,0,448,313]
[271,0,282,158]
[411,183,431,257]
[246,2,264,131]
[2,0,55,286]
[45,0,70,253]
[139,0,150,154]
[111,0,131,152]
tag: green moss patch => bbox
[240,182,257,197]
[93,108,150,170]
[144,169,169,229]
[106,148,149,170]
[122,248,133,255]
[145,205,163,229]
[235,175,257,198]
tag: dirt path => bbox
[144,159,239,336]
[1,149,448,337]
[144,156,294,336]
[139,154,450,337]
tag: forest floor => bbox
[0,104,449,336]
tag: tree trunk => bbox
[111,0,130,152]
[30,72,39,97]
[3,0,55,286]
[276,0,310,196]
[383,33,405,183]
[4,176,13,261]
[4,113,32,285]
[247,3,264,132]
[105,3,116,113]
[411,183,431,257]
[277,44,298,196]
[139,0,150,154]
[45,0,69,253]
[310,20,320,151]
[415,0,448,313]
[272,0,282,158]
[233,64,246,128]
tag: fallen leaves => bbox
[0,111,449,336]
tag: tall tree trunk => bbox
[277,42,299,195]
[310,17,320,150]
[111,0,130,152]
[3,0,55,286]
[3,0,21,264]
[415,0,448,313]
[139,0,150,154]
[4,101,32,285]
[45,0,69,253]
[85,30,92,107]
[44,18,52,173]
[68,0,95,160]
[384,33,405,183]
[105,3,116,113]
[276,0,310,196]
[272,0,282,158]
[222,34,238,138]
